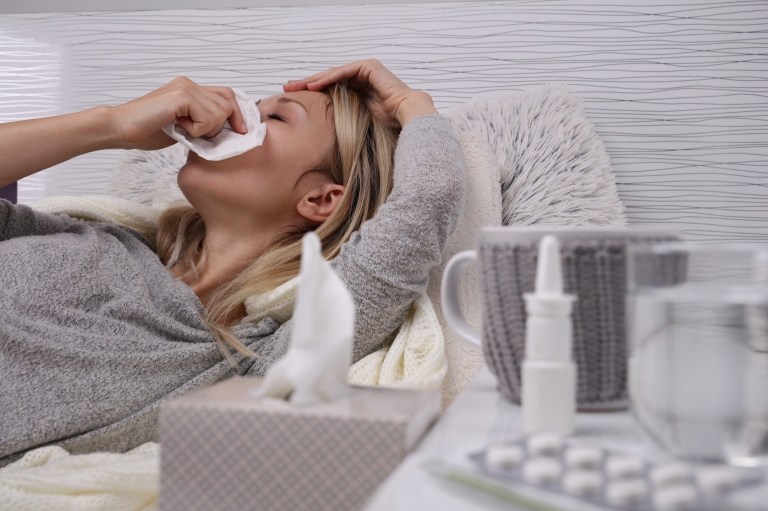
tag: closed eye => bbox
[266,113,285,121]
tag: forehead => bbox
[264,90,332,120]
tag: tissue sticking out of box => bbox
[162,88,267,161]
[252,231,355,406]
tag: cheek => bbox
[177,127,321,217]
[233,144,294,198]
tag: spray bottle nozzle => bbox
[522,234,577,436]
[535,235,564,295]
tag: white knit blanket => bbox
[241,271,447,389]
[30,195,448,391]
[0,442,160,511]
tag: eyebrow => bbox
[255,96,307,113]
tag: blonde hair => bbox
[155,82,399,365]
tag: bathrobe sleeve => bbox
[330,113,466,363]
[0,199,79,242]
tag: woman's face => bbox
[177,90,337,230]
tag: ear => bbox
[296,181,346,224]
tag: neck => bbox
[173,220,278,312]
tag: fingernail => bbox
[287,79,296,83]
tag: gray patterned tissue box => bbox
[159,377,440,511]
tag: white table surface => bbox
[364,364,768,511]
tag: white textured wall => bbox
[0,1,766,243]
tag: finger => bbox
[285,61,367,91]
[283,68,339,90]
[203,120,228,138]
[206,86,247,134]
[175,116,195,135]
[202,91,242,138]
[169,78,233,137]
[201,88,235,124]
[176,114,224,139]
[196,91,231,138]
[179,93,222,137]
[309,61,378,92]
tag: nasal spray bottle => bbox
[522,235,577,436]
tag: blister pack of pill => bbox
[469,433,765,510]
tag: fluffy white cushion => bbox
[446,84,626,228]
[108,145,189,210]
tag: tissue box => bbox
[159,377,440,511]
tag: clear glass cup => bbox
[626,243,768,467]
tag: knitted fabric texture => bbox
[348,293,447,390]
[479,236,678,409]
[0,442,159,511]
[243,274,447,389]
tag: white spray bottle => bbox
[522,235,577,436]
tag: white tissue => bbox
[162,88,267,161]
[253,231,355,406]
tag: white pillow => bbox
[108,145,189,210]
[445,84,627,228]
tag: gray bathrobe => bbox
[0,114,466,467]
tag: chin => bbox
[177,158,245,214]
[176,160,209,209]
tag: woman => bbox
[0,59,465,466]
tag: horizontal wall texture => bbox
[0,0,766,242]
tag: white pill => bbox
[522,457,563,486]
[605,455,645,479]
[652,484,698,511]
[564,445,603,470]
[605,479,649,507]
[696,466,740,494]
[527,432,564,457]
[486,444,525,471]
[562,470,604,498]
[650,462,692,487]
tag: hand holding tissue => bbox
[254,231,355,406]
[162,88,266,161]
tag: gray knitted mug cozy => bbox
[477,236,680,410]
